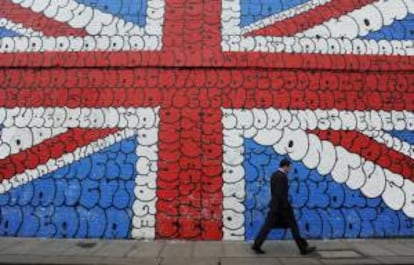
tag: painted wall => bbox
[0,0,413,240]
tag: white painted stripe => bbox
[241,0,332,35]
[222,35,414,55]
[361,130,414,160]
[0,35,162,53]
[0,17,44,37]
[131,107,160,240]
[221,0,242,35]
[145,0,166,36]
[0,129,135,194]
[297,0,414,39]
[222,108,246,240]
[223,109,414,132]
[0,107,160,129]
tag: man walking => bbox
[251,159,316,255]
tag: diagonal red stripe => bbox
[309,130,414,181]
[0,1,87,37]
[247,0,377,37]
[0,128,118,181]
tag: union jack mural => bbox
[0,0,413,240]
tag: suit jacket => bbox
[267,170,294,228]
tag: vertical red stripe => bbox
[162,0,222,66]
[200,106,223,240]
[179,106,203,239]
[156,107,181,238]
[155,1,224,239]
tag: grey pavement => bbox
[0,237,413,265]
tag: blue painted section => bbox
[0,137,138,238]
[243,138,414,240]
[386,130,414,145]
[0,27,20,37]
[240,0,310,27]
[364,14,414,40]
[75,0,147,27]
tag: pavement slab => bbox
[371,240,414,257]
[320,258,380,264]
[193,241,225,257]
[0,255,103,265]
[59,240,105,257]
[223,241,301,258]
[97,257,161,265]
[309,240,352,250]
[0,237,22,253]
[220,257,283,265]
[347,241,395,257]
[222,242,256,258]
[127,241,165,258]
[279,257,322,265]
[160,241,194,258]
[0,238,413,265]
[0,255,161,265]
[160,257,219,265]
[318,250,362,259]
[0,238,56,255]
[91,240,136,257]
[373,256,414,264]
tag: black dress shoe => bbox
[300,246,316,255]
[251,245,266,254]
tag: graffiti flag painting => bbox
[0,0,413,240]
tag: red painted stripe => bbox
[200,107,223,240]
[157,0,202,239]
[199,0,223,240]
[156,107,181,239]
[154,0,223,240]
[1,68,412,91]
[162,0,221,65]
[156,106,223,240]
[178,107,203,239]
[162,0,186,51]
[0,128,118,181]
[0,51,412,72]
[247,0,377,37]
[0,69,412,111]
[310,130,414,181]
[162,0,203,68]
[202,0,222,49]
[0,1,87,36]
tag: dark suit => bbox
[253,170,308,251]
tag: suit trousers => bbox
[253,210,308,251]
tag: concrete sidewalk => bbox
[0,238,413,265]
